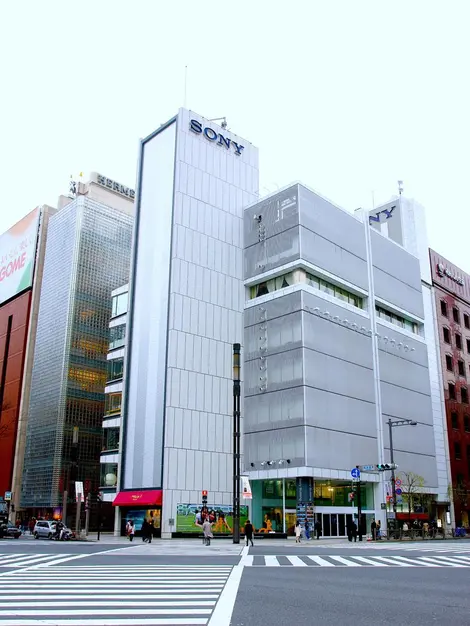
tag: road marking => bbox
[208,565,243,626]
[239,555,254,566]
[305,555,335,567]
[0,621,206,625]
[265,555,280,566]
[391,556,438,567]
[372,556,417,566]
[285,556,308,567]
[349,556,388,566]
[417,556,466,567]
[241,545,249,557]
[328,556,362,567]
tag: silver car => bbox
[33,520,56,539]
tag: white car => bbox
[33,520,56,539]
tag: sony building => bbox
[115,108,259,537]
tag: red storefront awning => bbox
[113,490,163,507]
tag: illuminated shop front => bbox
[250,479,375,537]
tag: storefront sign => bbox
[96,174,135,199]
[436,263,464,286]
[189,119,244,156]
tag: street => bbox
[0,536,469,624]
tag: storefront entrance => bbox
[120,508,161,538]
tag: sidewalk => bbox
[82,533,352,545]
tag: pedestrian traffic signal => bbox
[202,491,208,506]
[376,463,398,471]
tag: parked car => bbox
[34,520,56,539]
[5,522,21,539]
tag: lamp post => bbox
[232,343,241,544]
[388,419,417,518]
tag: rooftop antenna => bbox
[209,116,228,129]
[398,180,404,196]
[184,65,188,108]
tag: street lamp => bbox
[388,419,418,518]
[232,343,241,544]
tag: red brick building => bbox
[430,249,470,526]
[0,292,32,497]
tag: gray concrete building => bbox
[243,184,438,537]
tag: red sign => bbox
[202,490,208,497]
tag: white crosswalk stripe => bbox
[0,565,231,624]
[109,540,244,556]
[240,554,470,567]
[0,554,74,568]
[320,542,470,553]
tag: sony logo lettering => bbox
[369,205,396,224]
[189,119,244,156]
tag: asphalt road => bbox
[0,536,469,625]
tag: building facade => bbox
[430,249,470,526]
[20,181,133,519]
[243,184,439,537]
[116,109,259,537]
[0,206,56,513]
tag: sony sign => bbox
[437,263,464,286]
[189,119,244,156]
[96,174,135,200]
[369,204,396,225]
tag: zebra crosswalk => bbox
[326,542,470,554]
[239,554,470,567]
[0,553,74,568]
[0,565,231,625]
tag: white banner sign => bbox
[241,476,252,499]
[75,481,84,502]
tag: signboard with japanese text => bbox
[0,208,40,306]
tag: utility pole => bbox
[388,419,397,519]
[84,493,91,536]
[232,343,241,544]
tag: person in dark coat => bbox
[141,519,149,542]
[314,519,322,540]
[244,520,254,547]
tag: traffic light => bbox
[376,463,398,471]
[202,490,208,506]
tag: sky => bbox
[1,0,469,271]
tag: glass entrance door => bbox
[285,509,296,535]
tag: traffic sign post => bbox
[351,468,361,479]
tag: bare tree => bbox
[398,471,426,521]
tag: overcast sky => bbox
[1,1,469,271]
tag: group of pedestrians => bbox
[294,519,322,542]
[125,519,155,542]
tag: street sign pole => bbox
[357,478,362,542]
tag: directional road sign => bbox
[395,488,402,496]
[351,468,361,479]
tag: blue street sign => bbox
[361,465,375,471]
[395,488,402,496]
[351,468,361,479]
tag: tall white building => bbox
[115,109,259,537]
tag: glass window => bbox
[306,273,363,309]
[449,383,456,400]
[441,301,448,317]
[443,327,451,344]
[462,388,468,404]
[112,292,128,318]
[454,442,461,460]
[256,282,269,297]
[456,333,462,350]
[465,416,470,432]
[307,274,320,289]
[451,412,459,429]
[453,308,460,324]
[465,314,470,329]
[107,358,124,382]
[100,463,118,487]
[320,279,334,296]
[105,392,122,416]
[459,360,466,377]
[102,427,120,452]
[446,355,453,371]
[109,324,126,350]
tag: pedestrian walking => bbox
[244,520,254,547]
[141,519,149,543]
[295,520,302,543]
[304,519,311,540]
[126,520,135,541]
[376,520,382,540]
[352,521,358,542]
[371,519,377,541]
[346,518,353,542]
[203,518,213,546]
[314,519,321,540]
[28,519,35,535]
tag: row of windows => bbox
[102,427,120,452]
[446,356,467,377]
[111,292,128,318]
[375,306,418,334]
[442,327,470,353]
[249,270,363,309]
[306,273,363,309]
[451,412,470,432]
[448,383,469,403]
[440,301,470,329]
